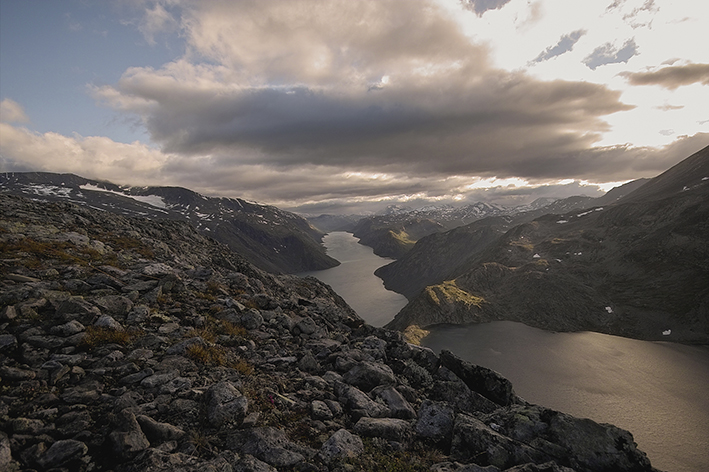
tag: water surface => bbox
[423,322,709,472]
[299,231,408,326]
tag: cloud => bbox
[460,0,513,16]
[5,0,708,214]
[0,99,30,123]
[532,30,586,63]
[93,1,639,181]
[620,63,709,90]
[0,122,171,184]
[583,38,639,70]
[655,104,683,111]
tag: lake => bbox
[299,231,408,327]
[302,231,709,472]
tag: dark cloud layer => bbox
[621,63,709,89]
[583,38,638,70]
[533,30,586,63]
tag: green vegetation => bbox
[80,326,141,349]
[425,280,485,308]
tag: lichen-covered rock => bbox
[205,381,249,427]
[342,360,397,392]
[319,428,364,463]
[353,417,413,443]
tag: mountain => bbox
[346,184,646,261]
[0,172,338,274]
[374,183,646,300]
[384,146,709,343]
[0,192,659,472]
[351,216,445,259]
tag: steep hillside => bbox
[374,188,639,301]
[0,172,338,274]
[386,146,709,343]
[0,193,658,471]
[351,216,444,259]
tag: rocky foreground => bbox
[0,194,659,472]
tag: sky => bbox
[1,0,708,215]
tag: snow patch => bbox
[556,220,568,224]
[79,184,167,209]
[662,329,671,336]
[25,184,73,198]
[605,306,613,314]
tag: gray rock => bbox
[143,263,174,276]
[319,428,364,463]
[485,405,653,472]
[361,335,388,360]
[234,454,278,472]
[50,320,85,336]
[450,413,547,469]
[206,381,249,427]
[36,439,88,469]
[56,296,101,322]
[166,336,207,355]
[94,314,124,331]
[127,304,150,323]
[353,417,413,442]
[241,309,264,330]
[0,334,18,352]
[440,350,517,407]
[311,400,334,420]
[60,381,102,404]
[298,351,320,373]
[12,417,45,434]
[415,400,454,441]
[56,410,92,437]
[240,427,306,467]
[136,415,186,443]
[0,432,12,471]
[95,295,134,317]
[295,316,317,334]
[374,386,416,419]
[109,409,151,460]
[430,462,501,472]
[342,361,397,392]
[141,370,178,389]
[0,365,36,380]
[337,384,388,419]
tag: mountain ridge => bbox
[0,172,338,275]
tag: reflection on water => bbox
[422,322,709,472]
[299,232,408,327]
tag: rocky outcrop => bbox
[0,194,659,471]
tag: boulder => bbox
[343,360,397,392]
[108,409,150,461]
[206,381,249,427]
[416,400,455,442]
[319,429,364,463]
[440,350,517,407]
[36,439,88,469]
[353,417,413,443]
